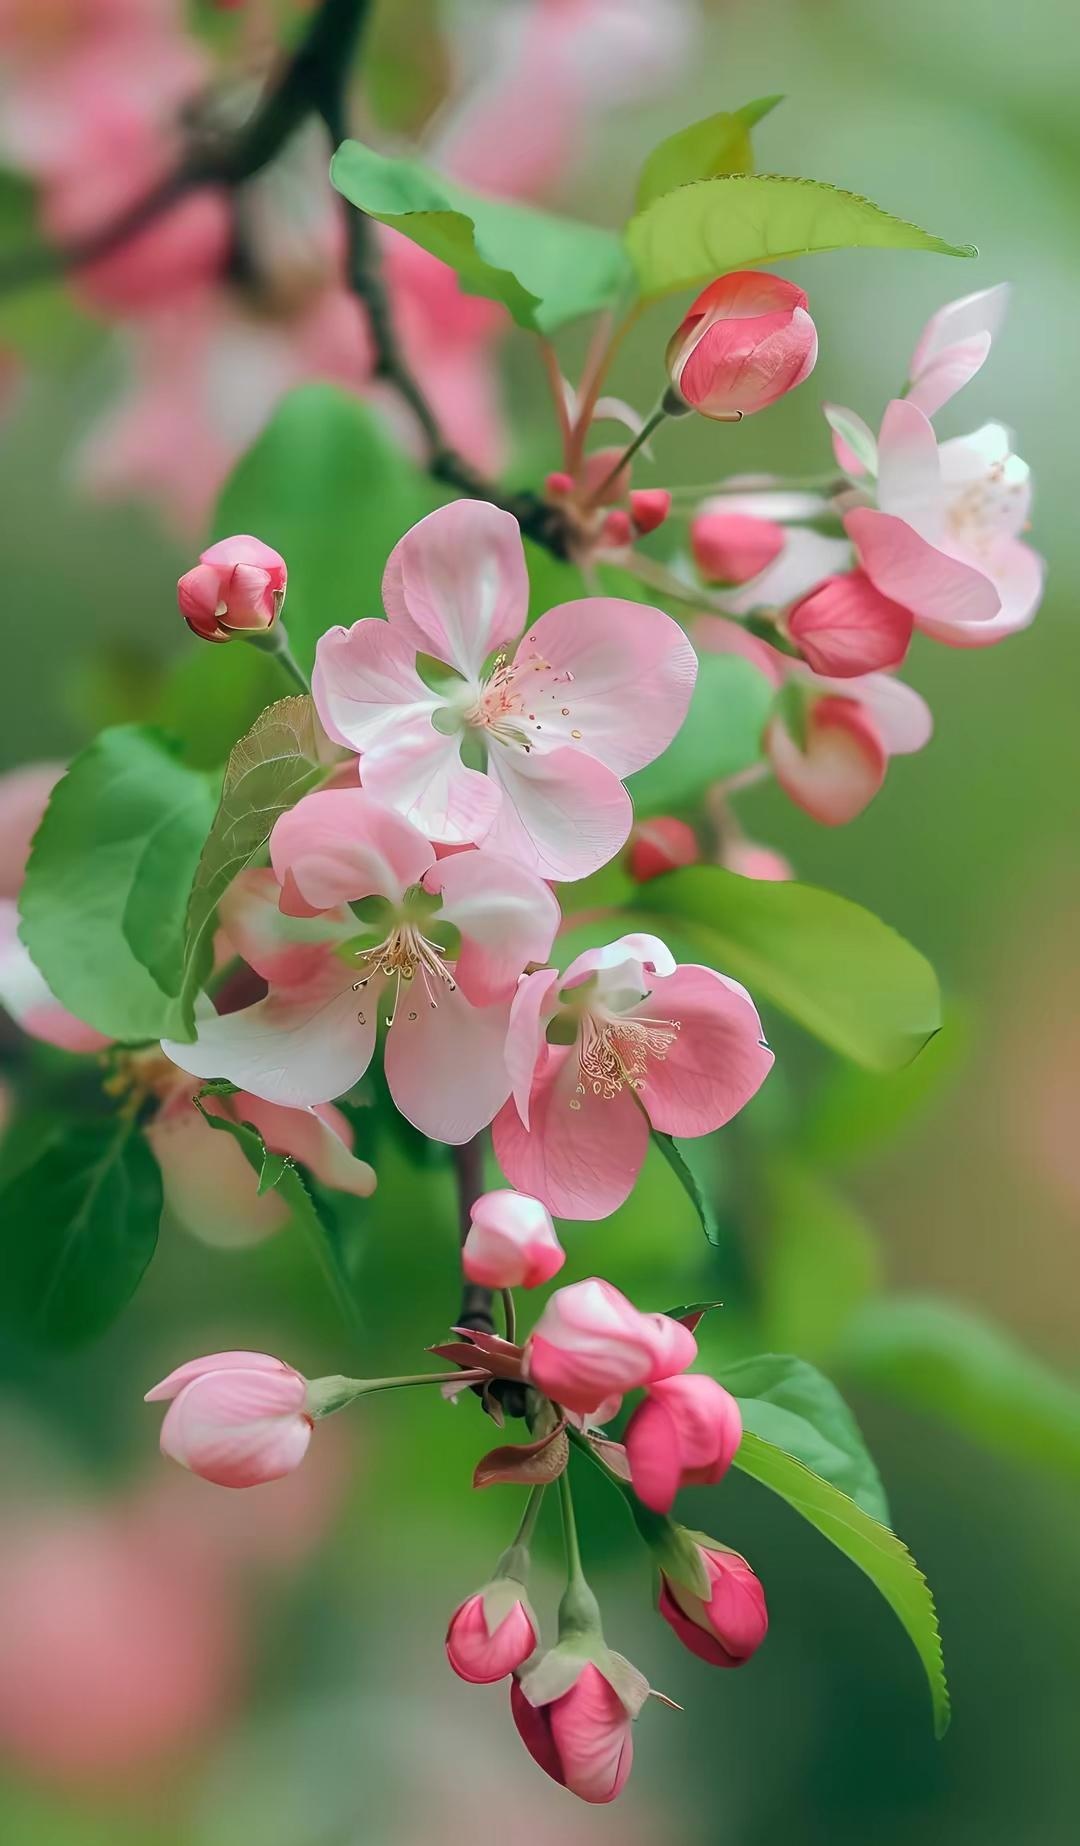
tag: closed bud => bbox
[667,272,817,420]
[145,1351,312,1488]
[691,511,786,585]
[628,816,698,883]
[511,1644,648,1805]
[446,1584,539,1684]
[659,1541,768,1667]
[629,489,672,535]
[177,535,287,643]
[600,508,633,549]
[624,1374,742,1513]
[462,1189,565,1290]
[523,1277,697,1418]
[787,570,913,678]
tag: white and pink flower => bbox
[312,501,697,882]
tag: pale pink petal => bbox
[147,1098,290,1250]
[845,507,1000,628]
[693,614,785,684]
[234,1094,376,1198]
[513,599,697,776]
[384,984,512,1143]
[916,538,1043,648]
[161,967,375,1109]
[159,1369,312,1489]
[360,725,503,847]
[0,901,110,1052]
[874,399,945,540]
[0,762,63,898]
[562,933,677,993]
[823,403,877,478]
[492,1045,649,1220]
[845,674,934,756]
[909,283,1008,390]
[636,963,773,1136]
[906,332,992,419]
[146,1352,292,1404]
[270,789,433,911]
[505,966,562,1127]
[382,501,528,677]
[483,745,632,881]
[218,869,353,987]
[938,423,1032,539]
[767,697,887,826]
[311,619,439,755]
[423,848,560,1006]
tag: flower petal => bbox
[637,963,773,1136]
[312,618,438,754]
[361,723,503,846]
[0,900,110,1053]
[159,1370,312,1489]
[483,744,632,881]
[234,1094,376,1198]
[271,789,433,911]
[146,1351,292,1404]
[218,869,354,986]
[424,847,560,1006]
[383,500,528,677]
[846,674,934,756]
[505,966,562,1127]
[493,1045,649,1220]
[906,332,992,419]
[384,984,512,1143]
[162,967,375,1109]
[767,696,887,827]
[845,507,1000,628]
[908,282,1008,406]
[874,399,946,540]
[147,1096,290,1250]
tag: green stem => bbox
[307,1368,488,1417]
[246,622,309,693]
[586,401,669,506]
[513,1482,546,1550]
[558,1464,585,1586]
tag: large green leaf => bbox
[634,96,783,210]
[734,1431,949,1737]
[212,384,437,675]
[839,1296,1080,1481]
[795,1013,966,1167]
[625,173,975,300]
[331,141,633,334]
[759,1159,881,1361]
[0,1121,162,1347]
[625,865,941,1070]
[719,1352,888,1520]
[626,651,771,817]
[174,695,334,1040]
[20,726,217,1041]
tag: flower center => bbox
[462,649,583,755]
[351,924,456,1028]
[571,1008,681,1107]
[945,456,1026,554]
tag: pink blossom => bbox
[906,283,1010,419]
[659,1543,768,1668]
[313,501,696,881]
[691,511,786,586]
[146,1351,314,1489]
[844,401,1042,648]
[624,1374,742,1512]
[628,815,698,883]
[177,534,287,642]
[162,789,559,1142]
[493,934,773,1219]
[787,570,914,678]
[628,489,671,536]
[667,273,817,420]
[510,1662,634,1804]
[522,1277,697,1416]
[721,839,793,882]
[462,1189,565,1290]
[446,1588,538,1684]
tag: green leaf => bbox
[627,865,941,1070]
[331,140,633,334]
[0,1121,162,1347]
[719,1352,888,1520]
[20,726,217,1042]
[733,1430,949,1737]
[652,1131,721,1245]
[626,652,771,817]
[212,384,437,675]
[838,1295,1080,1482]
[175,694,334,1039]
[625,173,975,301]
[795,1013,966,1167]
[759,1159,881,1361]
[634,95,783,209]
[155,638,284,772]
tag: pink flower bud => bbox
[523,1278,697,1417]
[691,511,786,585]
[177,535,287,643]
[624,1374,742,1513]
[600,508,633,549]
[511,1662,634,1804]
[722,839,793,882]
[580,446,632,506]
[629,489,671,535]
[667,272,817,420]
[446,1589,538,1684]
[145,1351,312,1488]
[462,1189,565,1290]
[628,815,698,883]
[545,471,575,498]
[787,570,914,678]
[659,1543,768,1668]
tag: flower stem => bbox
[501,1287,517,1344]
[306,1368,488,1417]
[585,401,669,506]
[246,622,309,694]
[558,1463,585,1587]
[514,1481,546,1550]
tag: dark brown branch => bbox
[453,1135,495,1335]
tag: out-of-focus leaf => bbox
[20,726,216,1041]
[0,1121,162,1347]
[331,141,633,333]
[652,1131,721,1245]
[634,95,783,209]
[759,1159,881,1360]
[212,384,437,674]
[720,1352,888,1520]
[734,1431,949,1737]
[795,1012,967,1166]
[626,652,771,817]
[624,866,941,1070]
[155,639,284,771]
[838,1296,1080,1481]
[175,695,334,1040]
[625,173,975,300]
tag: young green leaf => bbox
[0,1120,162,1347]
[718,1352,889,1520]
[733,1430,949,1737]
[331,141,633,334]
[625,173,975,301]
[174,695,335,1040]
[630,865,941,1070]
[652,1131,721,1245]
[758,1159,882,1361]
[20,726,217,1042]
[634,95,783,210]
[626,652,772,817]
[212,384,438,674]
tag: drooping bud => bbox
[628,816,698,883]
[446,1584,539,1684]
[624,1374,742,1513]
[659,1540,768,1668]
[667,272,817,420]
[523,1278,696,1418]
[177,535,287,643]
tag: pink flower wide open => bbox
[522,1277,697,1417]
[312,500,697,882]
[492,933,773,1219]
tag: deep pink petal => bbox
[787,571,913,678]
[483,744,633,881]
[510,1679,565,1788]
[492,1045,649,1220]
[271,789,433,910]
[550,1665,634,1804]
[623,1396,681,1512]
[845,507,1000,629]
[382,501,528,677]
[424,847,560,1006]
[635,964,773,1136]
[384,984,512,1143]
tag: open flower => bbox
[493,933,773,1219]
[312,501,697,881]
[844,401,1042,648]
[162,788,559,1143]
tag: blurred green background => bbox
[2,0,1078,1841]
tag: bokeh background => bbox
[2,0,1078,1841]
